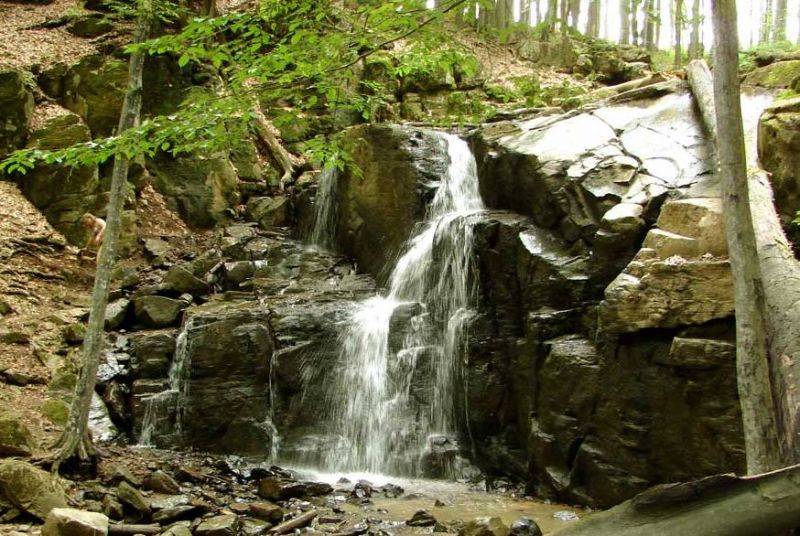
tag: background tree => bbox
[688,0,702,59]
[760,0,774,44]
[587,0,601,38]
[774,0,787,42]
[620,0,632,44]
[643,0,657,51]
[674,0,684,66]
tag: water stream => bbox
[314,133,485,476]
[138,317,195,446]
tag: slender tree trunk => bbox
[643,0,656,50]
[568,0,580,28]
[587,0,601,37]
[674,0,684,67]
[688,0,702,58]
[774,0,787,41]
[520,0,532,25]
[620,0,632,43]
[760,0,774,44]
[52,0,153,469]
[686,0,783,474]
[655,0,663,47]
[630,0,640,45]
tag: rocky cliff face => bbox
[294,83,744,507]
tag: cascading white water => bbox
[325,133,485,475]
[138,317,195,446]
[309,165,339,250]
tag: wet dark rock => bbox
[101,495,123,520]
[0,69,34,158]
[246,196,289,229]
[406,510,437,527]
[130,330,176,378]
[66,13,113,37]
[195,514,239,536]
[459,517,510,536]
[104,298,130,330]
[106,465,142,488]
[509,517,542,536]
[152,505,198,524]
[249,501,283,523]
[143,470,180,494]
[132,295,185,328]
[162,265,210,296]
[381,483,404,498]
[116,481,150,516]
[321,124,447,278]
[175,466,207,483]
[258,478,332,501]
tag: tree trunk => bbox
[687,56,783,472]
[587,0,601,37]
[673,0,683,67]
[553,465,800,536]
[774,0,787,41]
[250,109,302,190]
[760,0,774,44]
[620,0,631,43]
[52,0,153,469]
[709,0,783,474]
[688,0,701,58]
[643,0,656,51]
[520,0,531,25]
[568,0,580,28]
[655,0,663,47]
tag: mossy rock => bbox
[66,13,114,38]
[48,367,78,397]
[0,416,36,456]
[744,60,800,89]
[0,460,68,521]
[61,55,128,137]
[400,64,456,93]
[40,399,69,427]
[19,112,99,245]
[0,69,34,159]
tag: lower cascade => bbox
[319,132,485,476]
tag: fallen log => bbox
[250,108,304,190]
[687,59,800,463]
[109,524,160,535]
[587,72,668,102]
[269,510,317,535]
[554,464,800,536]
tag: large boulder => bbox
[759,97,800,239]
[0,69,34,158]
[743,60,800,89]
[0,460,68,520]
[147,152,239,228]
[0,415,36,456]
[42,508,108,536]
[16,111,99,245]
[330,124,448,278]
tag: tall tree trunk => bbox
[644,0,656,50]
[495,0,512,29]
[655,0,663,46]
[674,0,684,67]
[520,0,532,25]
[709,0,782,471]
[774,0,787,41]
[687,0,784,472]
[688,0,702,58]
[760,0,774,44]
[587,0,601,37]
[568,0,580,28]
[559,0,568,33]
[631,0,641,45]
[620,0,632,43]
[52,0,153,469]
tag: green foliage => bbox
[511,76,586,108]
[484,84,518,103]
[2,0,472,175]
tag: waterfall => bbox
[309,165,339,250]
[138,317,195,447]
[325,133,485,475]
